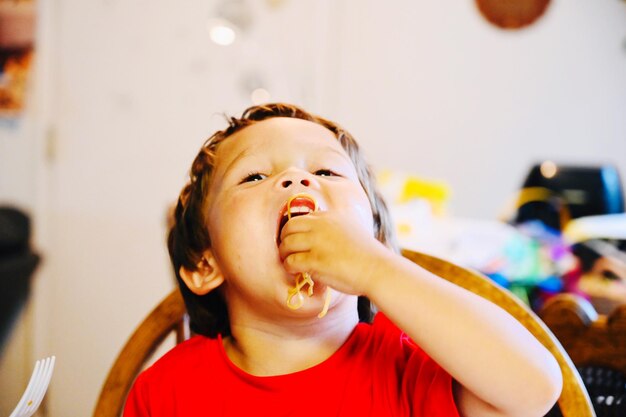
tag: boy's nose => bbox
[282,178,310,188]
[278,168,315,189]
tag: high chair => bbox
[93,249,595,417]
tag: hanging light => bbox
[207,18,237,46]
[251,88,271,105]
[207,0,252,46]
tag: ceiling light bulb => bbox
[207,19,236,46]
[251,88,271,105]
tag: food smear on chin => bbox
[283,193,332,318]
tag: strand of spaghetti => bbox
[286,280,304,309]
[285,195,315,308]
[286,273,314,310]
[284,193,331,318]
[317,288,331,318]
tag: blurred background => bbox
[0,0,625,415]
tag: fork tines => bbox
[9,356,56,417]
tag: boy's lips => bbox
[276,194,318,245]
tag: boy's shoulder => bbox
[140,335,217,380]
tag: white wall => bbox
[8,1,330,416]
[325,0,626,219]
[0,0,625,416]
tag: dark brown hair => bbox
[168,103,397,337]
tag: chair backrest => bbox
[401,250,594,417]
[539,294,626,416]
[93,249,595,417]
[93,290,188,417]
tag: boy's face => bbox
[204,117,374,319]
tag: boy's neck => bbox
[222,306,359,376]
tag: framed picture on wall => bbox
[0,0,36,119]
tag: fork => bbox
[9,356,56,417]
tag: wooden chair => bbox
[93,249,595,417]
[540,294,626,416]
[93,290,188,417]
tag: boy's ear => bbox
[179,250,224,296]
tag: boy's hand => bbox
[278,210,389,296]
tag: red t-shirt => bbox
[123,313,460,416]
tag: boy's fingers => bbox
[280,217,313,245]
[278,234,311,259]
[283,251,312,274]
[281,214,313,233]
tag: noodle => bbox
[283,194,332,318]
[318,288,331,318]
[286,272,314,309]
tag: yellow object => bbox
[399,177,450,204]
[397,223,412,236]
[377,170,451,216]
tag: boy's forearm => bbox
[362,252,562,417]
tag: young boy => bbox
[124,103,562,416]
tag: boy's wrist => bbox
[357,244,397,298]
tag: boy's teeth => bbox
[289,206,313,215]
[278,197,316,245]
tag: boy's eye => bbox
[314,169,337,177]
[240,173,267,183]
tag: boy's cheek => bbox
[353,203,375,234]
[333,196,374,237]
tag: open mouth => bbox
[276,193,318,245]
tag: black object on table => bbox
[0,206,40,355]
[515,164,624,231]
